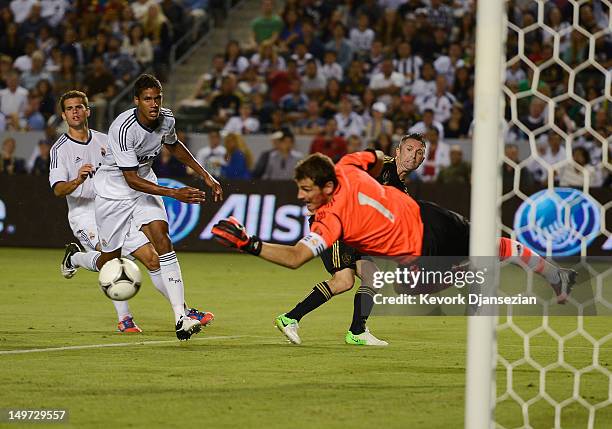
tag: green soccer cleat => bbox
[345,328,388,346]
[274,314,301,345]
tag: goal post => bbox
[465,1,506,428]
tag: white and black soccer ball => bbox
[98,258,142,301]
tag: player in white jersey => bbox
[51,90,214,335]
[76,74,222,340]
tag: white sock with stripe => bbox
[71,251,100,272]
[112,300,131,322]
[159,251,187,323]
[148,268,170,300]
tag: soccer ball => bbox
[98,258,142,301]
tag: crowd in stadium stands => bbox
[1,0,609,188]
[175,0,609,186]
[0,0,213,174]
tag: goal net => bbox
[468,1,611,428]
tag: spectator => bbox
[364,39,384,76]
[320,78,342,119]
[520,98,548,132]
[10,0,36,24]
[334,95,364,137]
[349,13,375,59]
[224,40,249,76]
[104,36,141,88]
[434,42,464,87]
[59,28,85,67]
[369,132,394,156]
[36,24,56,56]
[13,37,36,72]
[209,75,241,126]
[346,134,363,153]
[251,92,275,131]
[40,0,69,28]
[220,132,252,179]
[376,7,403,48]
[30,140,51,175]
[394,39,423,90]
[411,61,436,105]
[320,49,343,82]
[196,130,227,178]
[364,101,393,141]
[121,24,154,69]
[301,59,326,98]
[502,143,534,193]
[0,69,28,118]
[223,103,260,135]
[143,4,173,66]
[420,75,456,124]
[437,145,471,185]
[160,0,186,40]
[542,132,567,167]
[427,0,453,31]
[261,131,303,180]
[20,92,45,130]
[249,0,283,49]
[559,146,603,187]
[342,59,367,98]
[369,57,404,106]
[252,129,283,179]
[409,108,445,140]
[132,0,156,21]
[444,104,470,138]
[20,50,52,90]
[278,7,302,53]
[452,66,472,104]
[0,23,23,61]
[298,18,324,61]
[0,111,6,131]
[416,127,450,182]
[86,31,110,65]
[297,99,325,135]
[324,22,353,70]
[310,118,347,162]
[153,145,186,177]
[19,2,45,38]
[82,56,116,130]
[543,7,571,52]
[290,42,313,75]
[279,79,308,123]
[238,66,269,98]
[250,40,286,75]
[52,53,83,98]
[267,57,297,103]
[185,54,227,106]
[0,137,26,175]
[391,95,419,135]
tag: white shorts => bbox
[71,213,150,256]
[95,194,167,253]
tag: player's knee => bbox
[328,270,356,295]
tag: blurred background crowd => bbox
[0,0,610,187]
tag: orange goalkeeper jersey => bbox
[306,151,424,257]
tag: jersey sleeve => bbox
[337,150,377,171]
[109,119,138,169]
[162,112,178,145]
[299,210,342,256]
[49,144,69,189]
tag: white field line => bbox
[0,335,256,355]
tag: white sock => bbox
[148,268,170,300]
[71,251,100,272]
[112,300,131,322]
[159,251,186,323]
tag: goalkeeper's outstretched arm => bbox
[211,216,315,269]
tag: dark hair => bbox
[59,90,89,111]
[399,133,427,149]
[294,153,338,188]
[133,73,162,98]
[573,146,591,164]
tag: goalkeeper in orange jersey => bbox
[212,134,577,346]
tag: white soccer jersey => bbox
[49,130,108,221]
[94,107,177,200]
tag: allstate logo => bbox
[513,187,600,256]
[158,178,200,243]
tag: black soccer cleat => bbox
[175,316,202,341]
[552,268,578,304]
[60,243,81,279]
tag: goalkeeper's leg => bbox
[498,237,577,303]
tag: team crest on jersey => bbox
[101,147,106,156]
[75,156,81,163]
[101,238,108,247]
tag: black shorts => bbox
[319,240,360,274]
[418,200,470,259]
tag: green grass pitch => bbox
[0,248,610,428]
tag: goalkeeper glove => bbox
[211,216,263,255]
